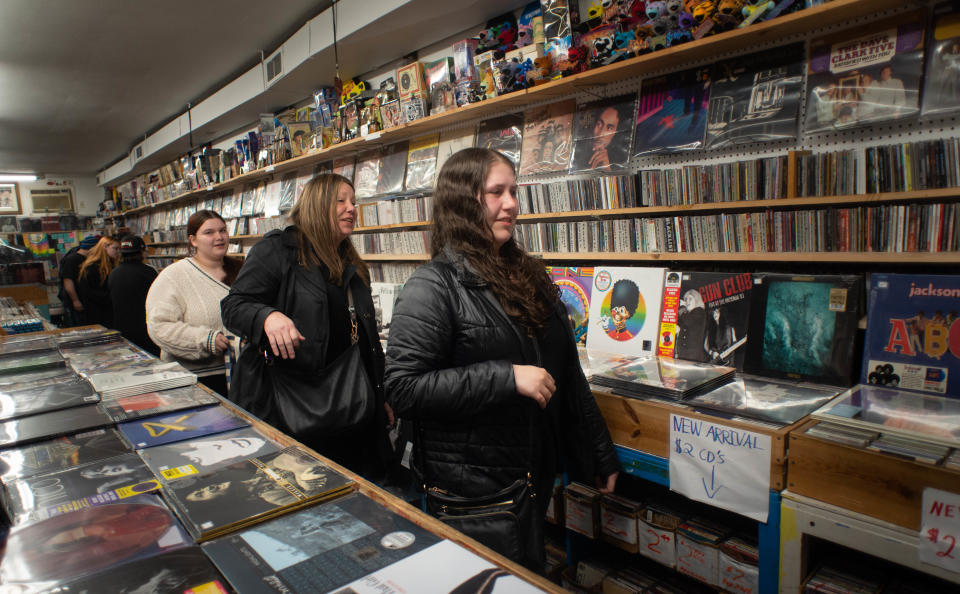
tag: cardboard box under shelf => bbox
[787,419,960,531]
[592,389,792,490]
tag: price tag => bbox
[264,165,275,173]
[676,533,719,586]
[920,487,960,573]
[364,132,383,141]
[564,496,596,538]
[719,551,759,594]
[601,508,638,546]
[638,521,676,568]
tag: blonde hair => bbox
[79,237,119,282]
[288,174,368,285]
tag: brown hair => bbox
[431,148,557,330]
[288,174,368,285]
[79,237,120,283]
[187,210,242,286]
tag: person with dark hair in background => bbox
[384,148,618,570]
[571,101,633,172]
[146,211,241,395]
[76,236,120,327]
[221,174,390,480]
[108,235,159,356]
[58,234,99,327]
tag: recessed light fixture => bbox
[0,174,37,182]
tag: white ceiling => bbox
[0,0,329,177]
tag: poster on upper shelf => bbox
[377,141,409,196]
[332,156,356,183]
[706,43,804,148]
[569,94,637,174]
[634,67,711,155]
[519,99,575,176]
[476,114,523,167]
[435,127,477,182]
[861,273,960,398]
[404,134,439,191]
[586,266,666,357]
[547,266,594,347]
[743,273,862,386]
[658,271,754,370]
[922,3,960,117]
[805,14,925,133]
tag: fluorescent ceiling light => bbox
[0,174,36,182]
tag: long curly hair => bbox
[431,148,557,330]
[79,237,119,283]
[289,174,368,286]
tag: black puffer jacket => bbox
[385,250,619,498]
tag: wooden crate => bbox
[787,419,960,531]
[593,389,794,490]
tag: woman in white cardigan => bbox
[145,210,242,395]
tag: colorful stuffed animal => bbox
[566,45,590,76]
[741,0,774,25]
[691,0,716,24]
[715,0,745,30]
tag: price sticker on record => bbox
[920,487,960,573]
[638,521,676,568]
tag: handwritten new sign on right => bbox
[669,414,771,522]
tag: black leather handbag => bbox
[424,473,539,564]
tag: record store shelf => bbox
[599,392,790,593]
[356,251,960,264]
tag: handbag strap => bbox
[346,286,359,345]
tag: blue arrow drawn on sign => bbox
[702,464,723,499]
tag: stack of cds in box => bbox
[591,356,735,401]
[86,362,197,398]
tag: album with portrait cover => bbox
[476,113,523,167]
[585,266,666,358]
[0,494,192,588]
[569,94,637,174]
[922,3,960,117]
[139,426,281,482]
[99,384,219,423]
[118,405,249,449]
[634,67,711,155]
[657,271,754,371]
[202,491,441,593]
[519,99,575,176]
[0,428,131,484]
[163,445,354,541]
[45,547,229,594]
[0,403,113,449]
[743,273,862,386]
[548,266,594,347]
[3,451,161,525]
[0,377,99,422]
[805,14,925,133]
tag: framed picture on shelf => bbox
[0,184,22,214]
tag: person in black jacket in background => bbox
[221,174,390,480]
[76,236,120,327]
[384,148,619,570]
[108,235,159,355]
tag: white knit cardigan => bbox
[145,258,229,369]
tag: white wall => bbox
[15,175,102,217]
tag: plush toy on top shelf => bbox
[740,0,774,27]
[714,0,746,31]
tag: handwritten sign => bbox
[719,551,759,594]
[669,414,771,522]
[677,534,719,585]
[921,487,960,573]
[638,521,676,568]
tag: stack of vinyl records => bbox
[591,356,735,400]
[0,350,66,376]
[0,376,99,422]
[162,445,355,541]
[804,422,879,448]
[945,450,960,472]
[0,334,56,357]
[720,536,759,565]
[867,434,951,465]
[60,334,153,375]
[86,361,197,398]
[688,375,843,425]
[802,566,882,594]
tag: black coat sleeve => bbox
[220,234,287,347]
[384,265,516,421]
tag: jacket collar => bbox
[436,248,487,288]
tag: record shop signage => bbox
[920,487,960,574]
[830,29,897,73]
[669,414,771,522]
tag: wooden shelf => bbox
[354,220,430,233]
[531,251,960,264]
[360,253,430,262]
[109,0,905,221]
